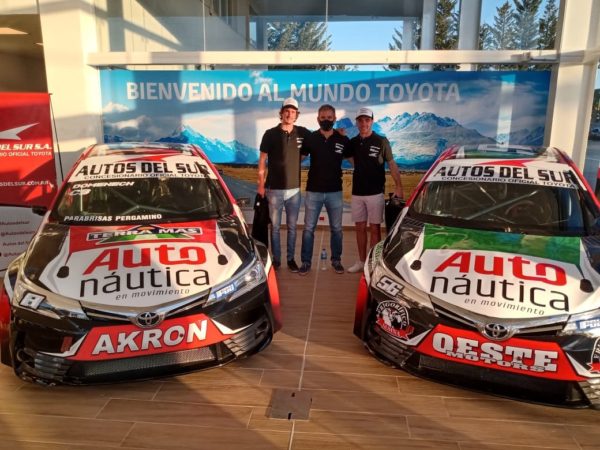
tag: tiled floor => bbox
[0,229,599,449]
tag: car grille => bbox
[432,301,567,338]
[79,347,216,377]
[365,323,414,366]
[224,316,271,356]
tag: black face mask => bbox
[318,120,334,131]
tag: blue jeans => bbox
[267,188,301,263]
[301,190,343,264]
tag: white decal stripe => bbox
[566,353,600,378]
[403,329,431,347]
[41,335,86,358]
[212,319,251,335]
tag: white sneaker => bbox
[347,261,365,273]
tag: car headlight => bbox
[371,259,434,310]
[562,309,600,336]
[14,280,87,320]
[206,259,266,306]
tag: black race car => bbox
[0,142,281,384]
[354,144,600,407]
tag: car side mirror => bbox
[32,206,47,216]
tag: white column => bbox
[38,0,103,180]
[457,0,482,71]
[547,0,600,168]
[400,19,415,70]
[420,0,436,71]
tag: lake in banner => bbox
[100,70,551,201]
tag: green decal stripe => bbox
[423,224,580,265]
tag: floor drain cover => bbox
[268,389,312,420]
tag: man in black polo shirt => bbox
[257,97,310,271]
[298,104,351,275]
[347,107,403,273]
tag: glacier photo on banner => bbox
[100,69,550,171]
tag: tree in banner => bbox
[538,0,558,49]
[512,0,543,50]
[267,21,347,70]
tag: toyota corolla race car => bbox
[354,144,600,407]
[0,142,281,384]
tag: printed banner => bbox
[100,70,551,199]
[0,92,57,208]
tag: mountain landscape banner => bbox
[100,70,550,199]
[101,70,550,168]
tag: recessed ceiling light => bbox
[35,42,43,46]
[0,27,27,35]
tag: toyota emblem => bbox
[482,323,512,341]
[133,312,162,328]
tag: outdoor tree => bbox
[512,0,543,49]
[267,21,346,70]
[386,24,421,71]
[435,0,458,50]
[489,1,516,50]
[538,0,558,49]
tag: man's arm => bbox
[382,139,403,198]
[257,152,268,197]
[388,159,404,199]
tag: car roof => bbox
[444,144,569,164]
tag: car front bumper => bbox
[359,283,600,408]
[8,285,275,385]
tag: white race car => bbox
[354,144,600,407]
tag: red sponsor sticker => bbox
[416,324,583,381]
[70,313,231,361]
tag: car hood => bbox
[389,223,600,318]
[23,218,252,308]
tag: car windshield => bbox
[409,180,596,236]
[52,177,232,224]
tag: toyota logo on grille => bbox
[134,312,162,328]
[482,323,512,341]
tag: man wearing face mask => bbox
[298,104,351,275]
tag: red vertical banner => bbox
[0,92,57,207]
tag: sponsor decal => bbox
[39,221,238,307]
[416,324,582,380]
[428,159,578,189]
[86,224,203,244]
[589,338,600,374]
[69,155,216,182]
[375,275,405,298]
[430,251,570,313]
[576,318,600,331]
[69,313,230,360]
[375,300,414,339]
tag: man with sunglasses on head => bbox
[257,97,310,272]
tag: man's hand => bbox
[393,186,404,199]
[257,185,266,197]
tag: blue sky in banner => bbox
[101,70,550,169]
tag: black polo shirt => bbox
[301,130,350,192]
[259,124,310,190]
[348,132,394,196]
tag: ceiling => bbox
[0,14,44,58]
